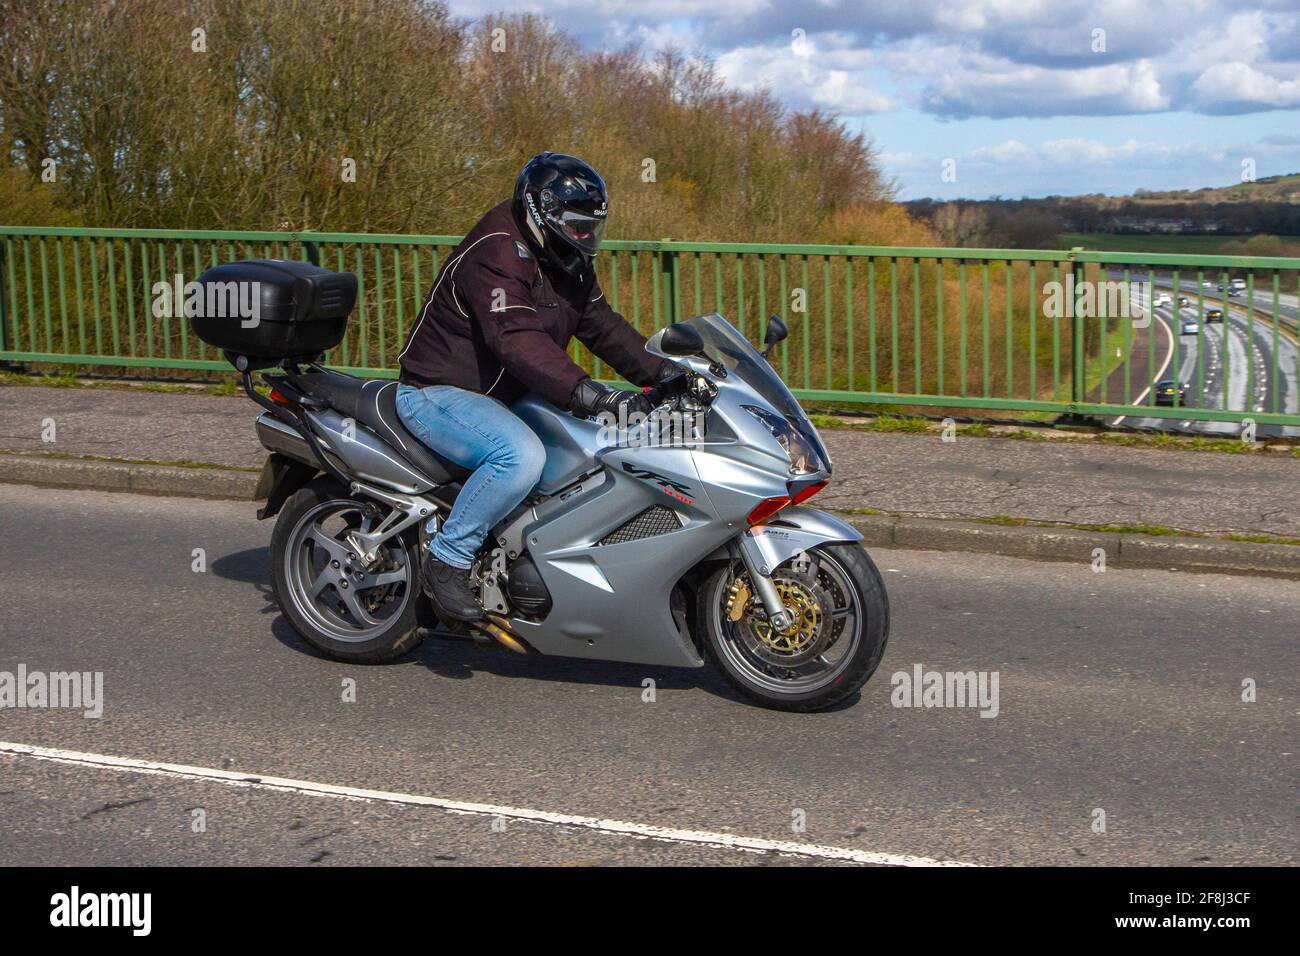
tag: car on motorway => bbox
[1154,379,1189,406]
[1205,307,1224,323]
[1229,278,1247,296]
[1154,292,1172,307]
[1178,295,1191,307]
[1181,319,1200,335]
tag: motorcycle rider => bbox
[396,152,676,623]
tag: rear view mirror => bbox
[660,322,705,357]
[763,314,788,358]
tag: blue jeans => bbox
[395,384,546,570]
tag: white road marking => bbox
[0,740,973,867]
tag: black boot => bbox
[421,553,483,623]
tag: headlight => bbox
[742,405,820,475]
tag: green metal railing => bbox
[2,225,1298,427]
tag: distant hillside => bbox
[1131,173,1300,205]
[1059,232,1300,257]
[906,174,1300,249]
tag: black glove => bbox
[645,362,688,403]
[569,378,654,420]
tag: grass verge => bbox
[809,412,1294,454]
[1,449,261,472]
[0,370,259,396]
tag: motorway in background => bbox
[1106,273,1299,438]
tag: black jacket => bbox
[397,201,667,407]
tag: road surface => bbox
[0,486,1295,866]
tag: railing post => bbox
[0,239,7,355]
[1069,246,1086,406]
[659,239,679,326]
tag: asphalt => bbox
[3,384,1298,541]
[0,485,1296,866]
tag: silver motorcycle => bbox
[238,308,889,711]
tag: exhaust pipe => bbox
[475,614,531,654]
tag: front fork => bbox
[733,510,866,633]
[736,531,794,633]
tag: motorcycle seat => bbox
[284,368,471,487]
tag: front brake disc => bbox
[736,571,834,667]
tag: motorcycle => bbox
[194,259,889,711]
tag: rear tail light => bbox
[269,388,301,412]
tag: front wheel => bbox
[698,542,889,712]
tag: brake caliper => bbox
[725,577,752,622]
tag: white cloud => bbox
[915,53,1170,117]
[924,136,1244,175]
[968,139,1038,164]
[1192,62,1300,109]
[715,41,894,114]
[882,131,1293,198]
[442,1,1300,120]
[460,1,1300,119]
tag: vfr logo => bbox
[621,463,694,504]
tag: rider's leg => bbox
[395,384,545,618]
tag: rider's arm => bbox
[462,242,590,407]
[575,280,672,387]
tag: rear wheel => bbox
[698,542,889,712]
[270,477,424,663]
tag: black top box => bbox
[190,259,357,363]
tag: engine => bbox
[503,555,552,617]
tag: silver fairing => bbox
[306,408,436,494]
[512,396,604,494]
[502,428,723,667]
[495,353,857,668]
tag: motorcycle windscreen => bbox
[680,312,831,471]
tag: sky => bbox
[444,0,1300,200]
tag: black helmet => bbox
[513,152,608,277]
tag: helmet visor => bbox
[549,209,607,256]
